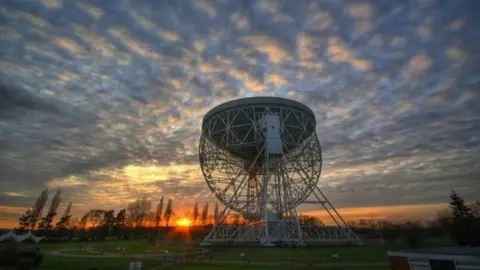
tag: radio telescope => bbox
[199,97,361,246]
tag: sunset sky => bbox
[0,0,479,229]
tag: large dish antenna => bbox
[199,97,361,246]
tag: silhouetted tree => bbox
[450,190,474,219]
[305,215,324,226]
[213,202,219,224]
[404,221,424,248]
[232,213,241,225]
[88,209,106,228]
[18,209,32,231]
[381,221,400,246]
[433,208,452,236]
[155,197,164,229]
[201,203,209,227]
[469,200,480,217]
[39,189,62,231]
[164,198,173,228]
[192,203,199,226]
[115,209,126,229]
[78,214,88,230]
[449,190,477,246]
[54,202,74,240]
[56,202,73,229]
[29,189,49,230]
[103,210,115,237]
[127,195,152,228]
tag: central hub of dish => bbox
[202,97,316,163]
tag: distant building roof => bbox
[387,247,480,264]
[0,231,45,243]
[392,247,480,257]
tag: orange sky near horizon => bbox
[0,203,448,230]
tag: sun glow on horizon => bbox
[175,217,192,228]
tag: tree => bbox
[155,197,164,229]
[54,202,73,241]
[404,221,424,248]
[201,203,209,227]
[449,190,474,219]
[115,209,126,229]
[102,210,115,237]
[192,203,199,226]
[56,202,73,229]
[469,200,480,217]
[306,216,324,226]
[164,198,173,228]
[449,190,477,246]
[381,221,400,246]
[38,189,62,231]
[29,189,49,230]
[232,213,241,225]
[78,214,88,230]
[433,208,452,235]
[127,195,152,228]
[18,209,33,231]
[87,209,106,228]
[145,211,156,227]
[213,202,219,224]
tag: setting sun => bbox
[175,217,192,228]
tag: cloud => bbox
[4,192,28,197]
[0,0,479,226]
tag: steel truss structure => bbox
[199,104,361,246]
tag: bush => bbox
[0,243,43,268]
[405,232,424,248]
[0,242,20,266]
[33,251,43,267]
[16,258,34,270]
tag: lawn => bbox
[40,240,389,263]
[30,239,398,269]
[208,245,390,263]
[59,249,105,255]
[37,256,161,270]
[159,263,391,270]
[40,239,194,254]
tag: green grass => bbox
[39,240,193,254]
[37,256,160,270]
[39,241,88,250]
[14,237,459,270]
[160,263,391,270]
[209,246,389,263]
[30,240,394,270]
[59,249,104,255]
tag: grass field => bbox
[37,256,161,270]
[209,245,389,263]
[40,240,193,254]
[159,263,391,270]
[24,238,446,269]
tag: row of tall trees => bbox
[75,196,176,230]
[16,190,330,233]
[17,189,478,246]
[18,189,73,231]
[192,202,213,226]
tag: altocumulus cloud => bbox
[0,0,479,223]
